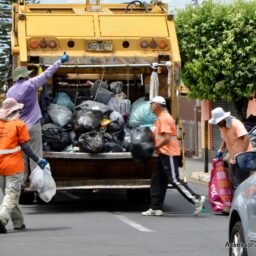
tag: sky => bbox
[39,0,204,9]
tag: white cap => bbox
[209,107,230,125]
[150,96,166,105]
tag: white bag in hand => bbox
[38,164,56,203]
[29,166,44,192]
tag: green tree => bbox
[0,0,12,92]
[175,0,256,120]
[0,0,39,92]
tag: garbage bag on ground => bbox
[90,80,114,104]
[78,132,104,153]
[130,127,154,162]
[128,97,156,128]
[42,123,70,151]
[73,109,103,133]
[47,103,72,127]
[53,92,74,110]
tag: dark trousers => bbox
[150,154,200,210]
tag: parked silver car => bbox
[229,169,256,256]
[228,151,256,256]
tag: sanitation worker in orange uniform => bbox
[0,98,48,233]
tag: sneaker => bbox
[14,224,26,231]
[194,196,206,216]
[141,208,163,216]
[0,220,7,234]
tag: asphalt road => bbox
[0,181,229,256]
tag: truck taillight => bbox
[39,40,48,49]
[29,40,38,49]
[149,39,157,49]
[48,40,57,49]
[158,40,168,49]
[140,40,148,49]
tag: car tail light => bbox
[39,39,48,48]
[149,39,157,49]
[29,40,38,49]
[48,40,57,48]
[158,40,168,49]
[140,40,148,49]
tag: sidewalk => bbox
[185,157,211,184]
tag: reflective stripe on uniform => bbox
[0,146,21,154]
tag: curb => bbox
[190,171,210,184]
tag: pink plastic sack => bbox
[208,158,233,213]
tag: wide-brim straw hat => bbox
[13,66,33,82]
[209,107,230,125]
[0,98,24,119]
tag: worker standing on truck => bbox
[0,98,48,233]
[141,96,205,217]
[6,53,69,186]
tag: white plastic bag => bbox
[29,164,56,203]
[29,166,44,192]
[39,164,56,202]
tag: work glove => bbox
[37,158,48,169]
[60,52,69,63]
[216,150,223,159]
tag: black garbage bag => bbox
[130,127,154,162]
[69,130,78,146]
[104,142,124,152]
[42,124,70,151]
[78,132,104,153]
[106,121,124,141]
[73,109,103,133]
[122,128,132,150]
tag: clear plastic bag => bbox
[29,164,56,203]
[39,164,56,202]
[47,103,72,127]
[29,166,44,192]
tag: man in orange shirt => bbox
[209,107,253,190]
[142,96,205,216]
[0,98,48,233]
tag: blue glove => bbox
[38,158,48,169]
[60,52,69,63]
[216,150,223,159]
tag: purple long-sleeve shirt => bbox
[7,60,61,129]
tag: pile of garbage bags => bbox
[41,80,156,158]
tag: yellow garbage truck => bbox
[11,0,183,200]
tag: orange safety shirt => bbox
[0,119,30,175]
[154,110,180,156]
[220,118,253,161]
